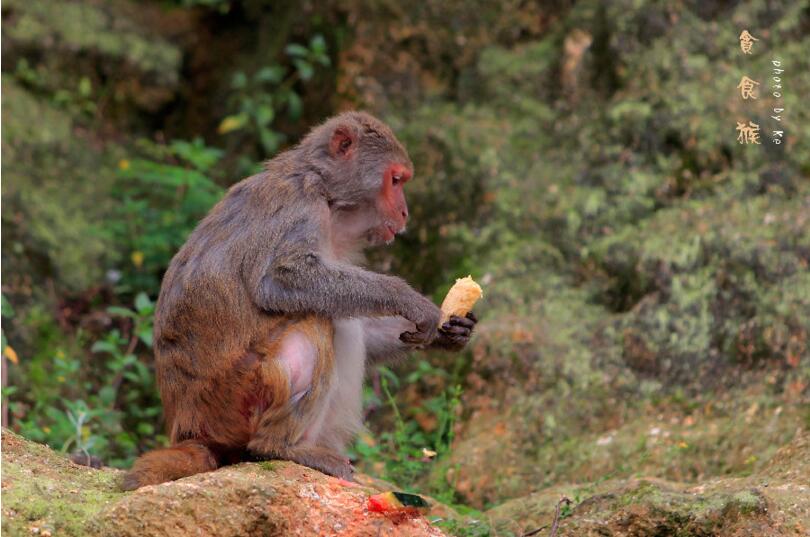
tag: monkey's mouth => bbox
[383,224,397,243]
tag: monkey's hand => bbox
[398,295,442,346]
[431,312,477,351]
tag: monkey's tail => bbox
[122,440,218,491]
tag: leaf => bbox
[309,35,330,66]
[170,138,223,171]
[78,76,92,97]
[287,91,302,120]
[310,34,326,54]
[134,292,153,313]
[3,345,19,364]
[107,306,137,319]
[285,43,310,58]
[293,59,314,81]
[137,326,153,347]
[377,365,400,388]
[1,295,14,318]
[123,371,141,383]
[131,250,145,268]
[218,114,248,134]
[259,129,283,154]
[231,71,248,89]
[256,65,285,84]
[255,104,275,127]
[137,422,155,436]
[98,385,117,406]
[91,341,118,355]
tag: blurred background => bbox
[1,0,808,533]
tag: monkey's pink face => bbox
[375,163,411,244]
[328,125,412,248]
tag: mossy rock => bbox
[0,430,449,537]
[486,431,810,536]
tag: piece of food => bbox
[367,491,430,516]
[439,275,483,325]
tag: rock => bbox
[486,431,810,536]
[1,430,447,537]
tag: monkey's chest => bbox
[298,318,366,445]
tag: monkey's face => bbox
[373,162,411,244]
[348,157,411,247]
[324,115,413,248]
[333,169,410,249]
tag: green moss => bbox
[1,432,125,536]
[728,490,765,515]
[1,78,119,292]
[5,0,181,79]
[618,480,664,506]
[259,461,278,472]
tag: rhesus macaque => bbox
[122,112,477,490]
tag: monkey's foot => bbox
[248,444,355,481]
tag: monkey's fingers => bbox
[465,311,478,323]
[433,334,468,351]
[400,331,427,345]
[444,315,476,330]
[446,335,468,347]
[319,460,355,482]
[439,324,471,337]
[439,326,472,339]
[330,462,356,483]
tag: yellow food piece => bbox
[439,276,483,325]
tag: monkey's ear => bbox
[329,126,356,159]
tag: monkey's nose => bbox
[401,207,408,220]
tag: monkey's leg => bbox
[247,318,354,480]
[122,440,218,490]
[312,319,366,451]
[247,392,354,481]
[248,442,354,480]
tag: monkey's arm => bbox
[247,213,441,344]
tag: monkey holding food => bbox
[123,112,479,489]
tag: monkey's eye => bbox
[392,175,402,186]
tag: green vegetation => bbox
[5,293,161,468]
[110,138,225,294]
[220,34,331,163]
[352,361,463,495]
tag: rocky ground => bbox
[1,431,448,537]
[3,429,808,536]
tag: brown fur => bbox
[122,112,446,490]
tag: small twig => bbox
[520,496,572,537]
[549,496,572,537]
[520,525,547,537]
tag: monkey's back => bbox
[151,173,315,447]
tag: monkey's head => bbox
[305,111,413,246]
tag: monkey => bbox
[122,111,477,490]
